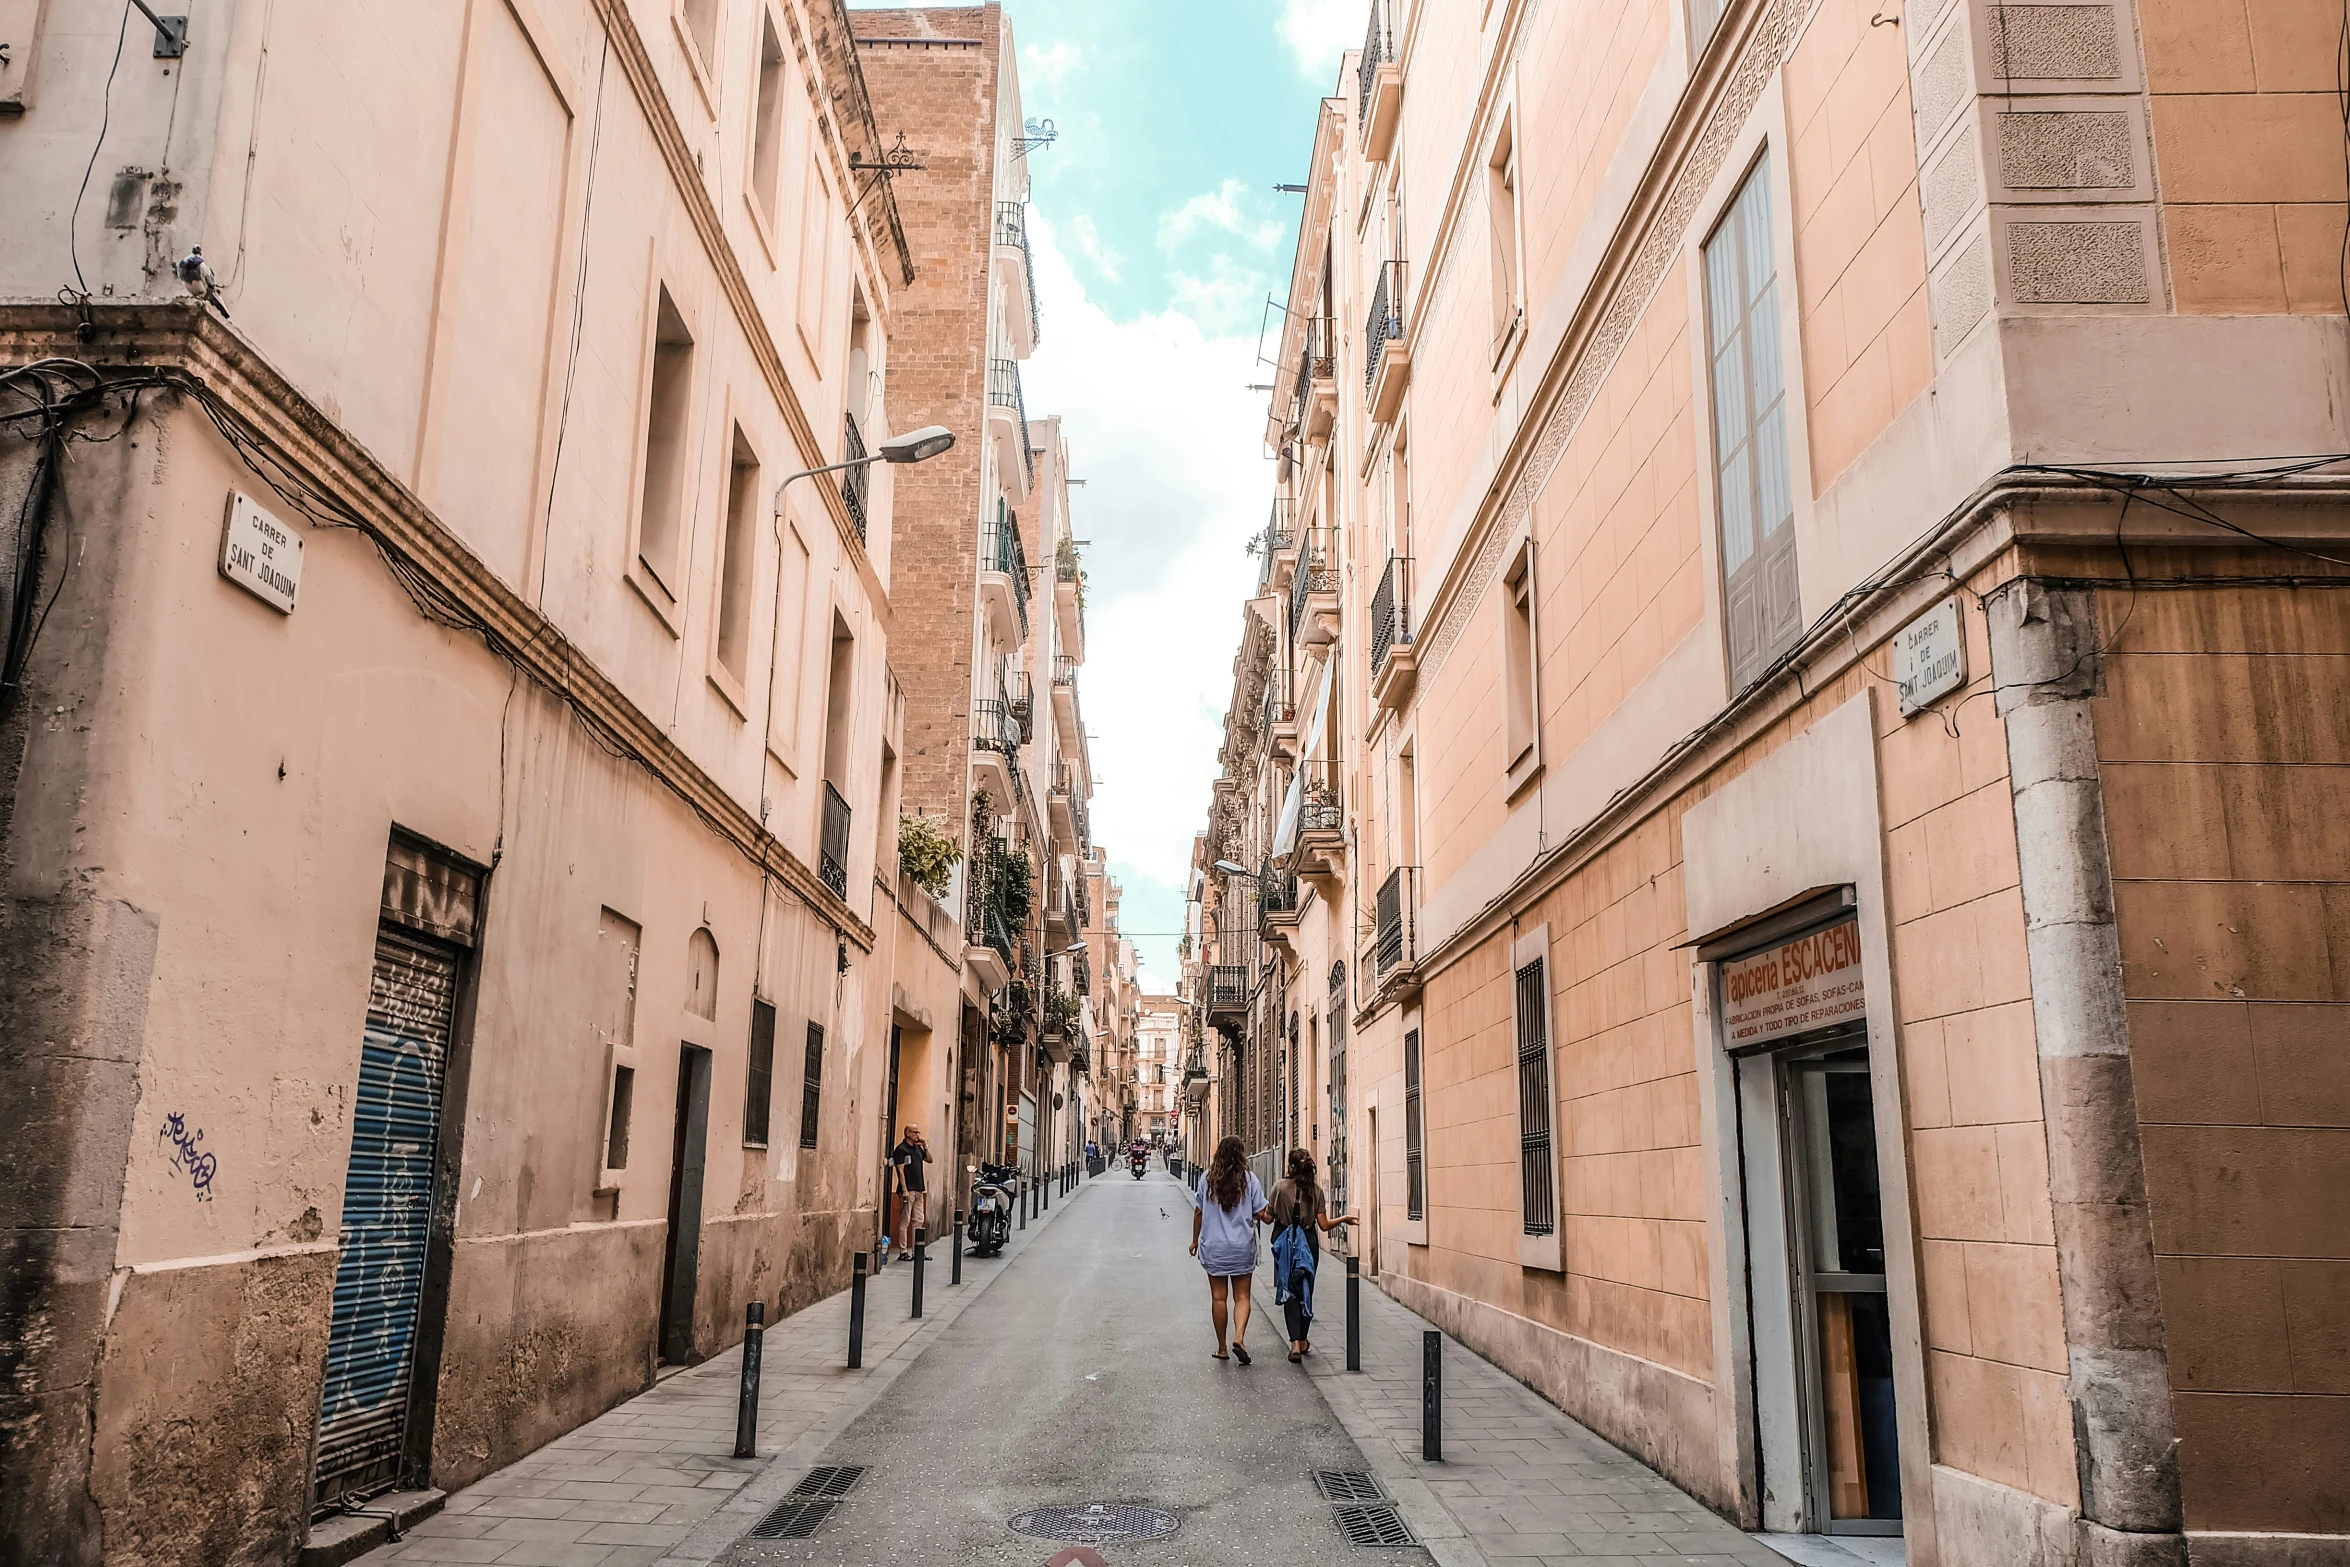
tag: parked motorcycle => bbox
[967,1162,1015,1257]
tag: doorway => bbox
[659,1044,712,1365]
[1740,1034,1902,1535]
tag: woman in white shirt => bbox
[1189,1135,1272,1364]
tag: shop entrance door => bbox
[1777,1041,1901,1532]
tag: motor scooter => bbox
[1129,1149,1148,1180]
[967,1162,1015,1256]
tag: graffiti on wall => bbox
[160,1111,218,1202]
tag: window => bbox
[1515,958,1556,1237]
[799,1021,824,1148]
[1704,160,1800,689]
[820,612,855,792]
[637,286,696,597]
[1488,119,1521,355]
[768,521,811,765]
[1403,1027,1424,1221]
[1689,0,1726,51]
[744,999,776,1147]
[796,157,833,362]
[686,928,719,1021]
[749,11,788,226]
[715,426,760,688]
[679,0,720,74]
[606,1066,635,1168]
[1503,541,1538,788]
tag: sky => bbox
[852,0,1361,991]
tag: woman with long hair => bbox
[1189,1135,1271,1363]
[1268,1146,1357,1361]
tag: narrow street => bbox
[716,1168,1391,1566]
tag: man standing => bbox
[889,1125,930,1262]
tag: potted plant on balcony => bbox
[897,812,962,900]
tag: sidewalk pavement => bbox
[354,1177,1089,1567]
[1301,1257,1794,1567]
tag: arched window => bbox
[686,929,720,1021]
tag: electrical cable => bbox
[67,2,136,303]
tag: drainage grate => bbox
[747,1498,838,1540]
[747,1465,867,1539]
[1332,1502,1417,1547]
[791,1466,866,1500]
[1008,1504,1181,1544]
[1313,1471,1387,1503]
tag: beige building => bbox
[1195,0,2349,1562]
[0,1,1112,1562]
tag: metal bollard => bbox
[911,1228,927,1319]
[734,1302,765,1458]
[951,1210,964,1286]
[847,1253,868,1370]
[1346,1256,1361,1372]
[1018,1181,1028,1230]
[1422,1330,1442,1461]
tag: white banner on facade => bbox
[1720,920,1866,1048]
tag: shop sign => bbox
[1720,921,1867,1047]
[218,490,302,613]
[1894,596,1964,715]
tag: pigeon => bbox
[176,246,227,314]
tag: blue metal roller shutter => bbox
[313,926,459,1502]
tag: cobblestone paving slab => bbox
[353,1186,1088,1567]
[1304,1269,1794,1567]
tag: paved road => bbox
[718,1168,1418,1566]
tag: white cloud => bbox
[1167,254,1274,338]
[1019,217,1272,981]
[1278,0,1362,81]
[1066,214,1126,284]
[1020,40,1083,89]
[1156,178,1284,254]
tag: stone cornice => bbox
[1,303,879,951]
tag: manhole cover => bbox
[1313,1471,1386,1503]
[1008,1504,1180,1544]
[1332,1502,1416,1547]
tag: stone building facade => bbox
[0,0,1122,1562]
[1191,0,2350,1561]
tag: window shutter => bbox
[799,1021,824,1149]
[1703,162,1799,689]
[1404,1027,1425,1222]
[1515,959,1556,1237]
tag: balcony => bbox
[1205,964,1250,1028]
[1005,666,1035,744]
[963,839,1020,995]
[1052,654,1084,754]
[816,781,852,899]
[1358,0,1401,160]
[1073,865,1092,932]
[1362,864,1423,1014]
[1290,316,1338,447]
[978,504,1030,645]
[1288,535,1339,651]
[1072,941,1092,996]
[1288,760,1346,890]
[1050,762,1091,856]
[1055,540,1085,660]
[995,200,1040,359]
[988,357,1033,501]
[1047,867,1076,940]
[841,413,870,544]
[971,698,1021,809]
[1366,260,1410,425]
[1259,859,1303,958]
[1370,554,1417,712]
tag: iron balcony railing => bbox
[982,504,1030,635]
[1290,315,1335,432]
[1289,533,1334,638]
[1366,259,1406,397]
[1359,0,1392,127]
[988,357,1033,483]
[1073,866,1092,932]
[1054,762,1090,853]
[1260,859,1299,916]
[1004,667,1035,741]
[972,697,1021,757]
[995,200,1040,347]
[1206,964,1250,1015]
[1266,498,1295,558]
[1375,864,1420,976]
[819,781,851,898]
[1296,760,1344,838]
[1053,653,1078,686]
[1072,941,1092,995]
[841,413,870,543]
[1371,554,1413,675]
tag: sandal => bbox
[1288,1350,1302,1363]
[1211,1350,1230,1360]
[1233,1343,1251,1366]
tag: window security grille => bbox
[1403,1027,1424,1222]
[1515,960,1555,1237]
[745,1000,776,1146]
[800,1022,824,1149]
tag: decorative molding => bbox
[5,303,880,952]
[1415,0,1810,687]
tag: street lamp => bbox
[773,423,955,511]
[1212,860,1249,877]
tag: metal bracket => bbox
[130,2,188,57]
[1013,117,1057,160]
